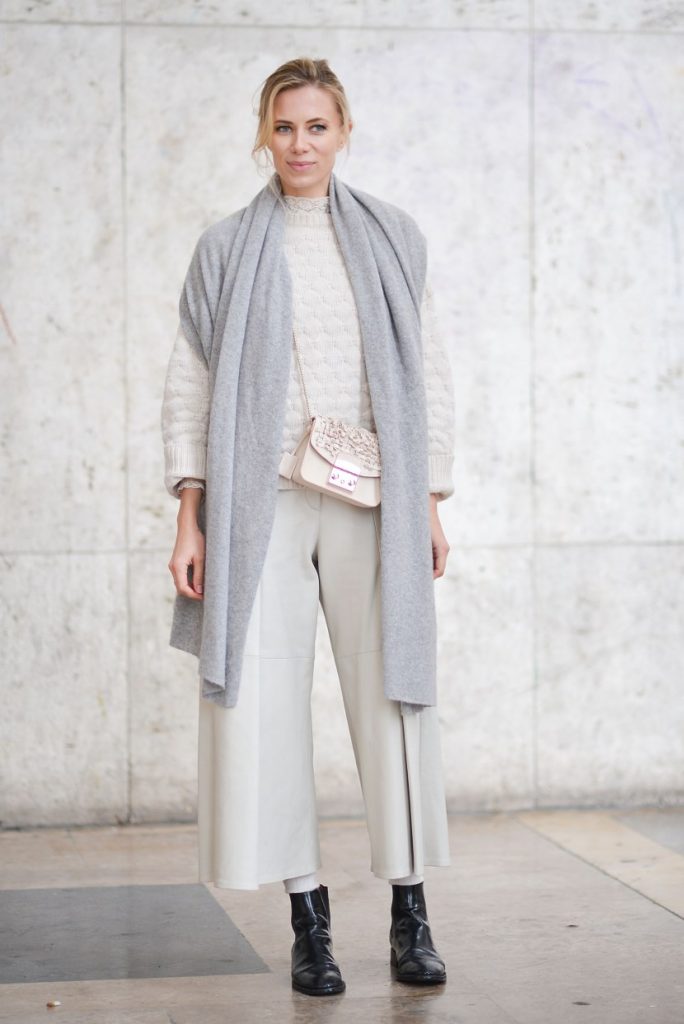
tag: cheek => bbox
[271,138,290,160]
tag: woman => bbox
[161,57,455,996]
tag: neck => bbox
[277,171,332,199]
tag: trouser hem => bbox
[200,860,322,891]
[370,858,452,880]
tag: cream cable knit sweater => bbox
[162,193,455,501]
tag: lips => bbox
[289,161,314,169]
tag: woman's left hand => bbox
[429,494,450,579]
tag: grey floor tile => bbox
[0,884,269,983]
[616,807,684,857]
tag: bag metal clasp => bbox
[328,455,361,493]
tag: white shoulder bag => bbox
[278,328,381,508]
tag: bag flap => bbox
[309,415,382,475]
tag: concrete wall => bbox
[1,0,683,827]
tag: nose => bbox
[290,126,309,153]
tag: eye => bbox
[311,123,327,131]
[275,125,291,133]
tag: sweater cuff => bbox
[428,453,454,502]
[163,447,453,499]
[164,443,207,498]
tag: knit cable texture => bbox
[162,193,455,500]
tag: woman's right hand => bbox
[168,488,205,600]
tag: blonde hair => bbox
[251,57,352,197]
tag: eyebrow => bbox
[273,117,330,124]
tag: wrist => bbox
[177,485,203,526]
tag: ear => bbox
[338,119,353,149]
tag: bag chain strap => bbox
[292,327,314,422]
[292,325,381,473]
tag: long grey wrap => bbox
[169,171,438,714]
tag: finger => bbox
[434,545,447,578]
[184,559,203,600]
[193,554,204,595]
[172,559,202,600]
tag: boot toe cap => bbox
[292,967,346,995]
[391,949,447,985]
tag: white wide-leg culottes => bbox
[197,486,451,890]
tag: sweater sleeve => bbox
[161,321,210,498]
[421,274,455,502]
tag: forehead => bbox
[273,84,338,120]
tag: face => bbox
[269,83,351,197]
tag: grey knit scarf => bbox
[169,170,438,715]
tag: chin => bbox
[283,172,327,192]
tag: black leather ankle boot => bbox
[389,881,447,984]
[289,883,345,996]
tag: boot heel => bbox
[389,946,399,980]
